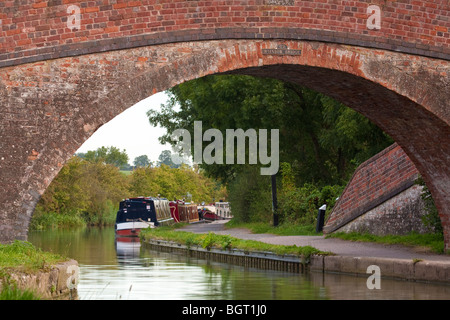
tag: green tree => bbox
[147,75,286,183]
[148,75,393,186]
[127,164,226,202]
[157,150,181,168]
[134,155,151,168]
[148,75,395,227]
[227,166,272,223]
[81,146,129,168]
[35,156,129,226]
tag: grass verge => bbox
[0,241,68,300]
[224,220,447,254]
[0,241,66,273]
[140,225,329,259]
[224,220,319,236]
[0,284,41,300]
[326,231,445,254]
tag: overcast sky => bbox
[76,91,171,165]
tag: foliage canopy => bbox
[147,75,393,225]
[147,75,393,187]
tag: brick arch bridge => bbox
[0,1,449,251]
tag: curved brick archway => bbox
[0,39,449,251]
[0,1,449,251]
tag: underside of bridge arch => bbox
[0,39,449,251]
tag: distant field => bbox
[120,170,133,176]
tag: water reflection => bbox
[28,227,450,300]
[103,236,324,300]
[115,237,141,260]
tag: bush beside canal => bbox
[30,156,227,230]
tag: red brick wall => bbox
[1,39,447,248]
[0,0,449,68]
[0,2,448,249]
[324,143,420,234]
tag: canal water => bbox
[29,227,450,300]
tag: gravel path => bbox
[178,220,450,262]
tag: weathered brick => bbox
[0,2,448,252]
[324,143,432,236]
[0,0,448,68]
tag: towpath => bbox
[178,220,450,262]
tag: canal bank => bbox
[153,220,450,285]
[27,226,450,299]
[0,259,79,299]
[0,240,79,299]
[143,239,308,274]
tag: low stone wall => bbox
[324,143,423,235]
[0,259,79,299]
[144,239,450,284]
[337,184,430,236]
[310,255,450,284]
[143,239,308,274]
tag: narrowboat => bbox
[199,207,221,221]
[215,202,232,219]
[198,204,229,221]
[169,200,183,223]
[169,200,199,223]
[115,197,174,236]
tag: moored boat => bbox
[169,200,199,223]
[215,201,232,219]
[200,207,221,221]
[115,197,174,236]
